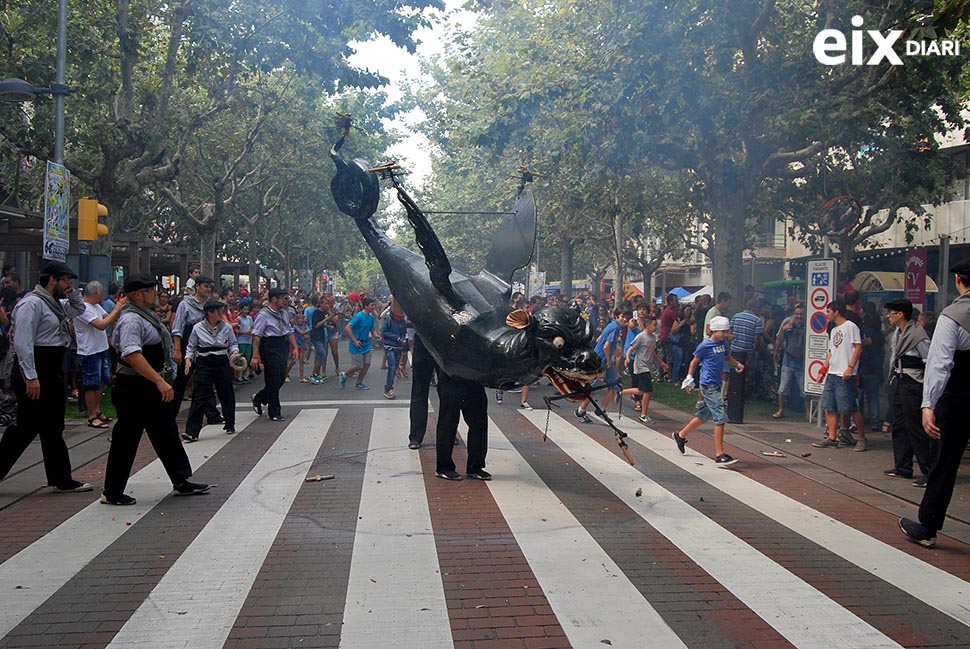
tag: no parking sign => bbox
[803,258,837,395]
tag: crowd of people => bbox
[1,259,967,549]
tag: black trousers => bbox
[103,374,193,497]
[171,335,221,420]
[254,337,288,418]
[890,377,937,477]
[409,336,437,445]
[0,347,74,487]
[435,373,488,474]
[918,389,970,533]
[184,357,235,438]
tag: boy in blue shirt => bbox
[575,307,631,423]
[672,316,745,467]
[339,297,379,389]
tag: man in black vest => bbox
[899,259,970,547]
[101,275,209,506]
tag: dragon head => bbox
[507,303,603,398]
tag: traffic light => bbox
[78,197,109,241]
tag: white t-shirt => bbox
[75,302,109,356]
[828,319,861,377]
[629,331,658,375]
[184,277,196,296]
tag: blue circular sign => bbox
[810,312,828,334]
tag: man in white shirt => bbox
[75,281,126,428]
[813,300,864,449]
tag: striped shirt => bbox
[186,319,238,360]
[729,310,763,353]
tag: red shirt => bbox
[660,305,677,342]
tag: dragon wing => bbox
[484,191,537,286]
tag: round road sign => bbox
[808,360,827,383]
[810,312,828,334]
[811,287,829,310]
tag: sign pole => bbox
[803,258,837,423]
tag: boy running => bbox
[622,315,668,424]
[671,316,745,467]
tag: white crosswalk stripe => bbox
[0,412,257,639]
[107,409,335,649]
[2,404,969,649]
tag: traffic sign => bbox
[811,287,828,309]
[807,360,827,384]
[810,312,828,334]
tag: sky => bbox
[347,1,478,186]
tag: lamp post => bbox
[0,0,70,163]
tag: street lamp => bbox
[0,0,71,164]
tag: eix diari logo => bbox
[814,15,961,66]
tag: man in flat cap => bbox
[250,287,297,421]
[182,299,240,442]
[0,261,91,492]
[899,258,970,548]
[101,274,208,505]
[170,274,221,423]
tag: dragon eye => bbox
[552,336,565,349]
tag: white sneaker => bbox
[519,402,534,411]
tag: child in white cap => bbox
[672,315,745,467]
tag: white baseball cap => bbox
[709,316,731,331]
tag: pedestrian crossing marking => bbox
[485,418,690,649]
[0,412,257,639]
[339,407,453,648]
[523,410,904,649]
[617,419,970,628]
[106,409,335,649]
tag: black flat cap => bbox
[950,258,970,275]
[124,274,160,293]
[203,299,227,311]
[196,275,215,285]
[268,287,288,298]
[41,260,77,279]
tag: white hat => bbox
[710,316,731,331]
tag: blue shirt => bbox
[236,315,253,345]
[348,311,376,354]
[594,320,622,362]
[624,323,641,357]
[694,338,730,388]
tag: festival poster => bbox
[43,161,71,261]
[904,249,927,312]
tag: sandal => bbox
[771,411,783,419]
[88,417,110,429]
[95,411,113,423]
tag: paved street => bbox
[1,376,968,649]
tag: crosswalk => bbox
[1,402,968,649]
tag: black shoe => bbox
[100,492,137,506]
[251,395,262,416]
[898,517,936,548]
[181,433,199,443]
[53,480,94,493]
[912,475,928,488]
[884,469,913,479]
[435,470,462,481]
[672,431,687,454]
[173,481,210,496]
[495,391,503,404]
[224,426,236,435]
[269,415,285,422]
[408,442,421,450]
[467,469,492,481]
[715,454,739,468]
[207,416,225,425]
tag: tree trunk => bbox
[248,227,259,293]
[560,238,574,299]
[199,225,217,277]
[613,209,624,303]
[711,197,746,314]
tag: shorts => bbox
[695,384,727,425]
[778,364,803,397]
[312,340,328,359]
[350,351,372,367]
[592,364,621,392]
[238,343,252,362]
[80,350,111,390]
[632,371,653,394]
[822,374,858,414]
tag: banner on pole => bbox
[43,161,71,262]
[904,249,927,312]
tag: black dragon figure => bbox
[328,131,603,397]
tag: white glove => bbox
[680,375,695,391]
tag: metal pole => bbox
[53,0,67,164]
[822,235,830,259]
[939,234,950,307]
